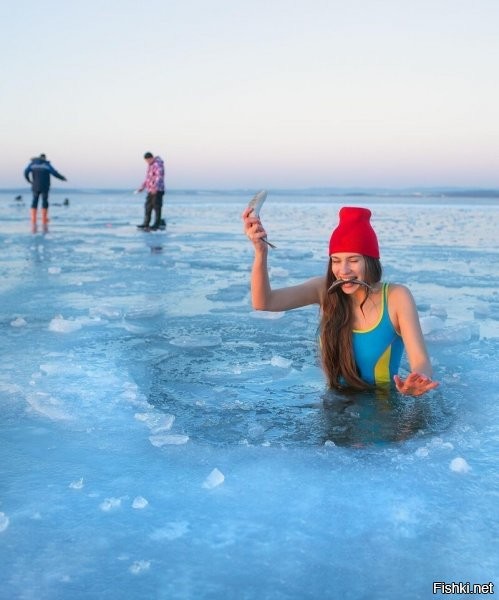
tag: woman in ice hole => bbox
[242,205,439,397]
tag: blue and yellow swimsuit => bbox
[352,283,404,385]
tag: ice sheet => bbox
[0,190,498,599]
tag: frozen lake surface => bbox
[1,189,498,599]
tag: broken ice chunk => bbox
[202,468,225,489]
[450,457,471,473]
[132,496,149,509]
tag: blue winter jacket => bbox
[24,158,66,192]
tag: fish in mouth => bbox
[327,278,373,294]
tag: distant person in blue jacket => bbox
[24,153,67,229]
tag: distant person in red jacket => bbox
[136,152,165,230]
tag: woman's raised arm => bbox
[242,207,323,311]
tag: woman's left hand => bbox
[393,372,439,396]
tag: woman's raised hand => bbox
[242,207,269,250]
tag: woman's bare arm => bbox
[243,207,323,311]
[389,285,439,395]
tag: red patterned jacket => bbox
[141,156,165,193]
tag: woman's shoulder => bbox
[303,275,326,304]
[306,274,326,290]
[385,282,416,305]
[307,275,326,287]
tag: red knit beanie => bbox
[328,207,380,258]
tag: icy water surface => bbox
[1,190,498,599]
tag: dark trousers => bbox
[143,192,164,227]
[32,190,49,209]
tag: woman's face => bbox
[330,253,366,293]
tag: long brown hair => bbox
[319,256,382,390]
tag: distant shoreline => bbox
[2,187,499,199]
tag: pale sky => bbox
[1,0,498,189]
